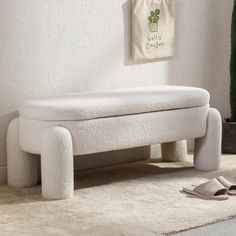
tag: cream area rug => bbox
[1,155,236,236]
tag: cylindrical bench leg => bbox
[7,118,38,187]
[41,126,74,200]
[161,140,187,162]
[194,108,222,171]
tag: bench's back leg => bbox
[194,108,222,171]
[161,140,187,162]
[41,126,74,200]
[7,118,38,187]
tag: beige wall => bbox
[0,0,232,182]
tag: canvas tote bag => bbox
[132,0,175,61]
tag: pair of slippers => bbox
[183,176,236,200]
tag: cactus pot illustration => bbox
[148,9,160,32]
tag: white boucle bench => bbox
[7,86,222,200]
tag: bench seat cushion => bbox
[19,86,209,121]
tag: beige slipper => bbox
[183,178,229,200]
[217,176,236,195]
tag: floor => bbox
[174,218,236,236]
[1,154,236,235]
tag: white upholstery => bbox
[19,105,209,155]
[19,86,209,121]
[194,108,222,171]
[7,86,222,200]
[41,126,74,199]
[162,140,188,162]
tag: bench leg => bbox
[7,118,38,187]
[161,140,187,162]
[41,126,74,200]
[194,108,222,171]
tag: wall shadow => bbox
[167,0,233,118]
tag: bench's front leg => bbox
[7,118,38,187]
[161,140,187,162]
[41,126,74,200]
[194,108,222,171]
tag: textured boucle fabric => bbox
[161,140,188,162]
[194,108,222,171]
[41,126,74,199]
[9,105,221,200]
[19,86,209,121]
[10,87,221,200]
[19,105,209,155]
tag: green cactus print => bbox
[148,16,153,23]
[148,9,160,24]
[148,8,160,32]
